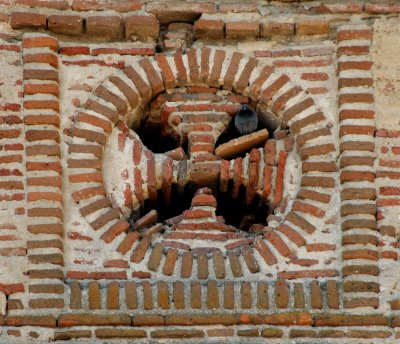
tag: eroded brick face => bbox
[0,1,400,342]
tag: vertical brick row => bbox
[23,33,64,309]
[337,25,378,309]
[0,40,26,309]
[66,279,340,311]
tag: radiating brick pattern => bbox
[64,48,338,283]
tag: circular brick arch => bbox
[67,47,337,263]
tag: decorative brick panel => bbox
[1,2,400,342]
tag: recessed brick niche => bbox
[1,0,400,342]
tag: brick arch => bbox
[67,47,337,265]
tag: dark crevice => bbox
[136,122,179,154]
[131,179,270,232]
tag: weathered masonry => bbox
[1,0,400,342]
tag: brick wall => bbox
[1,0,400,342]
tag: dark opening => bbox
[215,184,270,231]
[130,180,270,232]
[135,122,179,154]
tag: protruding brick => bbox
[86,15,123,39]
[11,12,46,29]
[194,19,224,39]
[48,15,83,36]
[126,15,159,42]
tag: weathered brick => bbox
[194,19,224,39]
[6,316,56,327]
[125,14,159,41]
[48,15,83,36]
[315,315,388,327]
[54,330,92,341]
[95,328,146,339]
[297,20,330,35]
[86,15,123,38]
[11,11,46,29]
[147,2,216,25]
[59,314,131,327]
[240,312,312,325]
[260,21,294,37]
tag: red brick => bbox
[342,249,378,261]
[23,53,58,68]
[130,238,150,263]
[59,46,90,56]
[240,312,312,326]
[338,61,373,71]
[23,69,58,81]
[274,150,287,207]
[101,220,129,244]
[72,0,141,11]
[194,19,224,39]
[125,14,159,41]
[262,328,283,338]
[86,15,123,38]
[95,85,128,114]
[124,65,152,103]
[315,315,387,327]
[15,0,68,8]
[48,15,83,36]
[226,21,259,39]
[95,328,145,339]
[209,50,226,87]
[10,12,46,29]
[67,271,127,280]
[24,84,59,97]
[117,231,139,255]
[278,269,338,279]
[147,2,216,25]
[260,22,294,37]
[156,54,176,89]
[6,316,56,328]
[77,112,113,132]
[151,329,204,339]
[59,314,130,327]
[260,74,290,102]
[23,36,57,52]
[265,230,291,257]
[296,20,330,35]
[365,3,400,14]
[72,186,105,202]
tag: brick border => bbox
[337,25,378,309]
[23,33,64,310]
